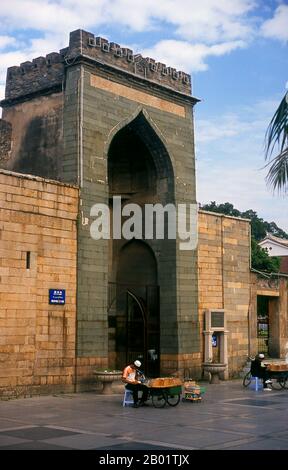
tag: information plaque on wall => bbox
[49,289,66,305]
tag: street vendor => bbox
[122,360,149,407]
[250,353,272,391]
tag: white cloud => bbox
[0,0,258,100]
[107,0,256,41]
[261,4,288,42]
[0,84,5,104]
[142,39,246,72]
[0,0,257,41]
[0,1,105,34]
[196,116,244,143]
[171,0,255,42]
[0,50,28,91]
[0,32,69,100]
[0,36,16,49]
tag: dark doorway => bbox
[126,288,160,377]
[257,295,280,357]
[118,241,159,377]
[108,241,160,377]
[107,111,176,376]
[108,282,160,377]
[257,296,269,354]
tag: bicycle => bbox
[242,357,287,390]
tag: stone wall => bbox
[198,210,251,377]
[3,53,65,102]
[0,170,78,398]
[1,29,191,104]
[62,59,198,379]
[67,30,191,95]
[0,93,64,180]
[0,120,12,163]
[0,28,199,384]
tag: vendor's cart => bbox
[148,385,182,407]
[146,378,183,408]
[266,363,288,390]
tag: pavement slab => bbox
[0,380,287,450]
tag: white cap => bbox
[134,360,141,367]
[259,353,264,359]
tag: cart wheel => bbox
[270,377,284,390]
[243,371,251,387]
[167,393,180,406]
[152,392,166,408]
[280,377,288,389]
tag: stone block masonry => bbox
[0,120,12,163]
[4,53,65,102]
[0,170,78,398]
[68,30,191,95]
[1,93,64,180]
[198,210,251,377]
[0,27,199,386]
[1,27,282,392]
[1,29,192,105]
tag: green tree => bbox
[201,201,241,217]
[241,209,266,241]
[265,91,288,192]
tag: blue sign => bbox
[49,289,65,305]
[212,334,217,347]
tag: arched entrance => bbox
[107,111,176,376]
[108,240,160,376]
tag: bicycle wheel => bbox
[166,393,180,407]
[152,391,166,408]
[243,371,251,387]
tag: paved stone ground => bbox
[0,379,288,450]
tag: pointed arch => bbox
[105,108,175,198]
[117,239,158,287]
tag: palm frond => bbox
[266,147,288,193]
[265,92,288,192]
[265,92,288,158]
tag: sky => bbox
[0,0,287,230]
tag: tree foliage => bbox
[201,201,284,272]
[251,238,280,273]
[265,92,288,193]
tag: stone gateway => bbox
[0,30,287,397]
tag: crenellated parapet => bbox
[5,52,65,101]
[66,30,191,95]
[3,29,192,103]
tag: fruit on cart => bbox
[148,377,183,388]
